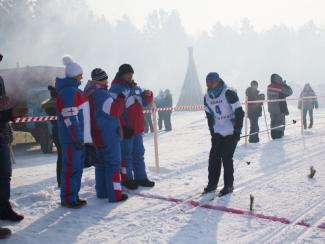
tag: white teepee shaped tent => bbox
[177,47,204,106]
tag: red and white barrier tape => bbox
[9,95,325,123]
[11,105,205,123]
[12,116,57,123]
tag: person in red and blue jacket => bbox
[55,56,92,209]
[84,68,128,202]
[109,64,155,190]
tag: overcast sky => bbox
[85,0,325,33]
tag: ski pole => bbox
[240,120,297,139]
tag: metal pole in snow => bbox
[152,103,160,173]
[244,96,249,145]
[301,97,304,136]
[262,103,271,141]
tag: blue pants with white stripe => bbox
[95,130,122,202]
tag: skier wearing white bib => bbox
[203,72,244,196]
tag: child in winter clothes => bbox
[204,72,244,197]
[55,56,92,208]
[84,68,128,202]
[109,64,155,190]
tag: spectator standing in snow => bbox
[55,56,91,209]
[109,64,155,190]
[164,89,173,131]
[203,72,244,196]
[0,53,25,229]
[298,83,318,129]
[155,90,166,130]
[42,85,62,188]
[245,81,265,143]
[267,74,293,139]
[144,104,154,133]
[84,68,128,202]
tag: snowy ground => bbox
[1,107,325,243]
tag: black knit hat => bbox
[0,53,3,63]
[91,68,108,81]
[118,64,134,75]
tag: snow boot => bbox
[0,208,24,222]
[77,198,87,206]
[218,186,234,197]
[117,193,128,202]
[122,180,138,190]
[61,202,84,209]
[203,184,217,194]
[0,227,11,239]
[136,178,155,188]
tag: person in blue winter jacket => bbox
[55,56,92,209]
[203,72,244,197]
[84,68,128,202]
[109,64,155,190]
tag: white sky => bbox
[85,0,325,33]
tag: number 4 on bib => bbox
[215,105,222,115]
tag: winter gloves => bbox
[122,126,134,139]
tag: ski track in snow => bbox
[1,109,325,243]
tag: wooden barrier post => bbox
[152,103,160,173]
[244,96,249,145]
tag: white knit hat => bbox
[62,55,83,78]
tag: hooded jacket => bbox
[267,74,293,115]
[298,84,318,110]
[55,77,92,145]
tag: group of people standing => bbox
[0,49,320,238]
[155,90,173,131]
[246,74,318,143]
[54,56,155,208]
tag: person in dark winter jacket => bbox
[298,83,318,129]
[144,104,154,133]
[163,89,173,131]
[84,68,128,202]
[267,74,293,139]
[203,72,245,197]
[109,64,155,190]
[246,81,265,143]
[42,85,62,188]
[0,53,25,224]
[55,56,92,209]
[155,90,166,130]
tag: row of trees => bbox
[1,0,325,97]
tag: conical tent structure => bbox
[177,47,204,106]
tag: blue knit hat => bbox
[206,72,220,82]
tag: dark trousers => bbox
[0,144,12,214]
[208,134,238,187]
[270,113,285,139]
[303,109,314,129]
[144,113,153,133]
[164,112,172,131]
[248,115,259,143]
[158,111,164,130]
[55,143,62,187]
